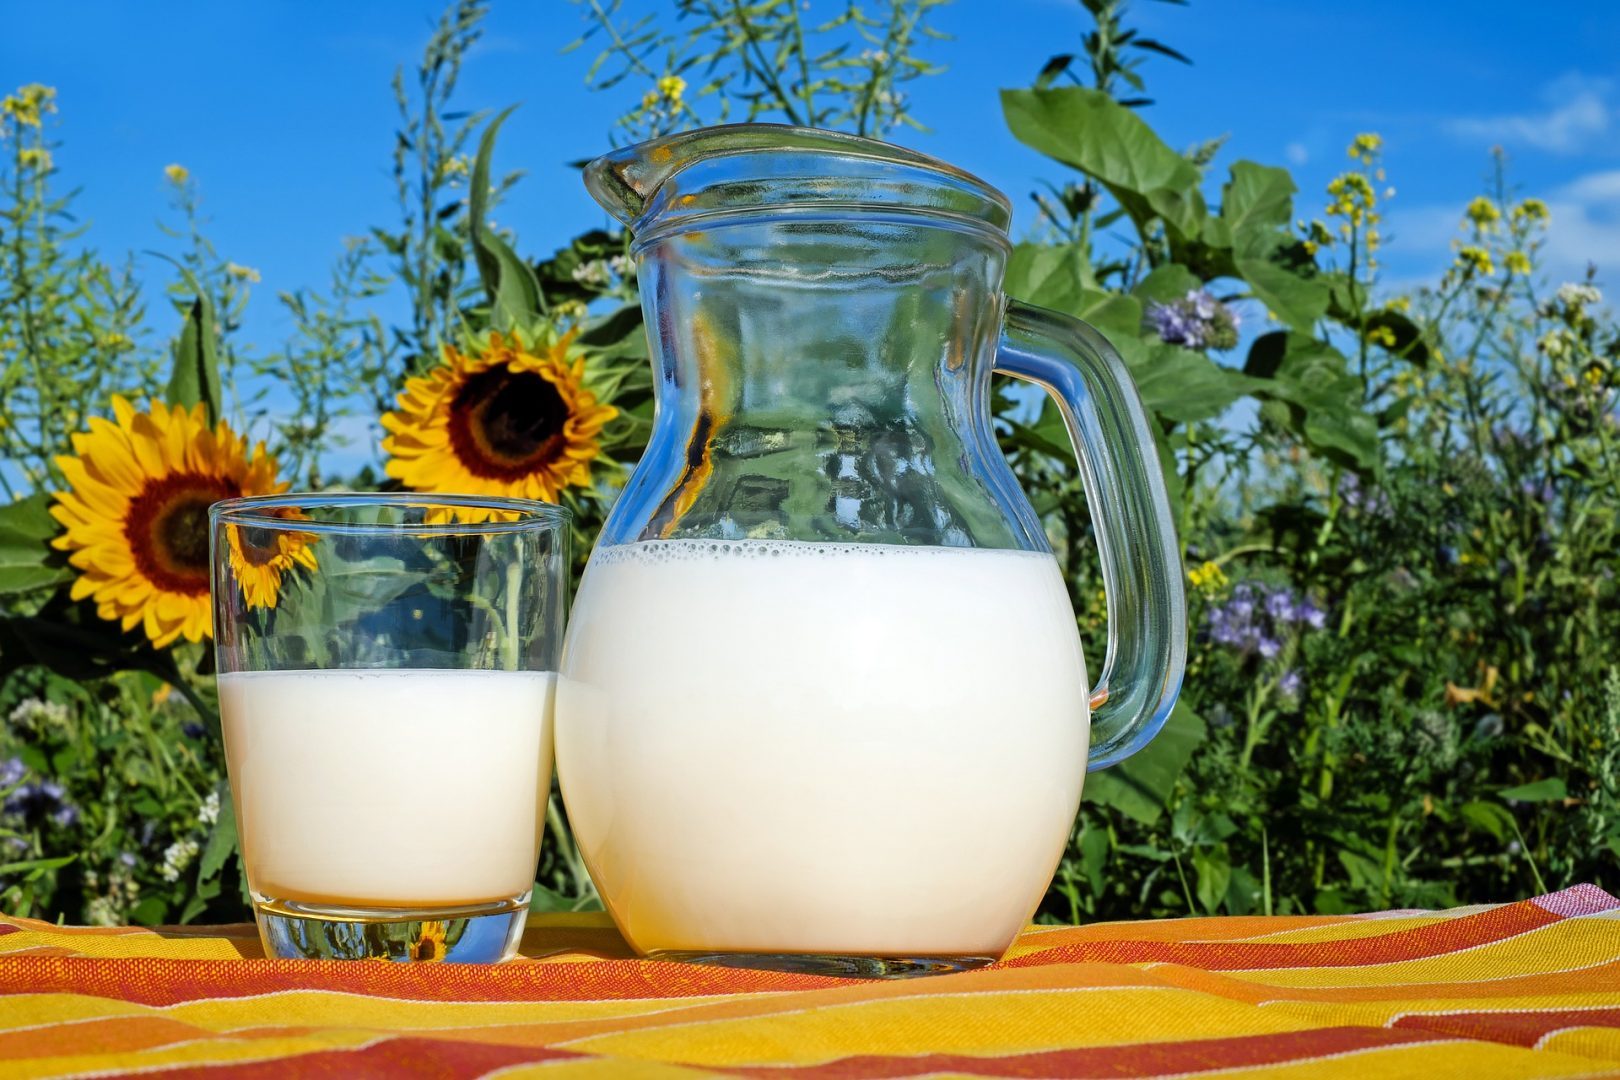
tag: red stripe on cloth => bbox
[126,1036,586,1078]
[718,1026,1450,1078]
[0,955,851,1006]
[1393,1007,1620,1048]
[1000,900,1561,972]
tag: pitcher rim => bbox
[584,122,1013,235]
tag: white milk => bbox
[219,668,555,908]
[556,540,1089,958]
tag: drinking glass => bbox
[209,493,568,962]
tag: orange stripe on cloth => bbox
[92,1036,592,1079]
[1392,1006,1620,1047]
[1000,897,1563,971]
[0,954,846,1006]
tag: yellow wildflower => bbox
[1511,198,1550,225]
[1347,132,1382,165]
[641,89,659,110]
[1326,172,1377,229]
[1367,325,1397,349]
[1387,296,1412,313]
[18,147,51,171]
[1464,196,1500,230]
[657,74,686,102]
[1504,250,1531,276]
[1187,560,1229,595]
[225,262,261,283]
[164,163,189,186]
[1,84,56,128]
[1455,245,1494,277]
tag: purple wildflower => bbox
[1520,478,1556,503]
[1337,473,1392,517]
[1264,588,1298,622]
[5,779,78,830]
[181,722,206,739]
[1296,598,1327,630]
[1145,300,1204,348]
[1257,635,1282,659]
[1278,670,1304,697]
[0,758,23,789]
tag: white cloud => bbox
[1285,142,1309,166]
[1444,74,1614,154]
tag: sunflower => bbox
[381,330,617,505]
[49,397,295,648]
[225,507,318,610]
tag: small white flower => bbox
[607,254,635,278]
[571,260,610,286]
[198,791,221,827]
[8,698,69,728]
[1557,282,1602,309]
[159,838,200,883]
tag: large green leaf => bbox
[1125,342,1261,424]
[1131,263,1202,305]
[1005,243,1089,315]
[1084,700,1207,825]
[1001,87,1205,238]
[1244,332,1379,469]
[469,106,543,329]
[0,493,70,596]
[165,292,223,425]
[1221,161,1296,241]
[1234,235,1329,333]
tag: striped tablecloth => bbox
[2,885,1618,1077]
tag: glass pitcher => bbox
[556,125,1185,977]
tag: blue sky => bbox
[5,0,1618,428]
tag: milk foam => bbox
[556,539,1089,958]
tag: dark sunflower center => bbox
[448,368,570,480]
[125,474,238,596]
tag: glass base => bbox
[253,894,529,962]
[646,950,998,979]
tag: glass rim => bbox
[209,492,571,536]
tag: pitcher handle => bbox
[995,300,1186,770]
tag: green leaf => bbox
[469,106,543,329]
[0,493,70,596]
[1221,162,1296,240]
[1234,237,1329,332]
[0,854,74,877]
[1192,847,1232,914]
[0,598,184,684]
[1005,243,1089,314]
[1001,87,1205,237]
[1084,700,1207,825]
[1458,799,1516,841]
[1126,343,1260,424]
[165,293,223,425]
[1244,332,1379,470]
[1499,778,1568,803]
[198,779,238,882]
[1131,263,1202,306]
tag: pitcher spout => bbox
[583,123,1011,238]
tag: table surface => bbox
[1,885,1618,1078]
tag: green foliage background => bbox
[1,0,1616,927]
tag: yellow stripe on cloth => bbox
[0,886,1617,1078]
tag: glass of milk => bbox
[209,494,568,962]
